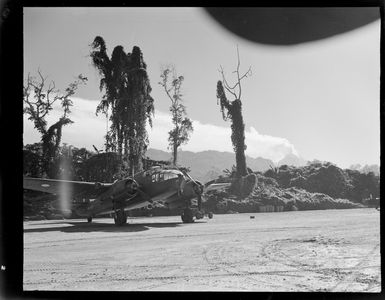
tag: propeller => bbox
[57,179,73,217]
[174,166,204,210]
[174,166,231,212]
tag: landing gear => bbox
[195,210,204,220]
[181,208,194,223]
[114,209,127,226]
[208,212,213,219]
[87,216,93,223]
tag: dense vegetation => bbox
[23,72,87,177]
[262,162,379,202]
[203,173,364,215]
[159,66,193,166]
[90,36,155,174]
[23,143,162,183]
[23,143,379,219]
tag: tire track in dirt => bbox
[23,211,380,291]
[260,238,347,291]
[330,243,380,292]
[261,239,321,271]
[364,273,381,292]
[23,267,302,289]
[201,242,300,290]
[260,238,381,292]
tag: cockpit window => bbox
[148,169,184,182]
[163,172,179,181]
[151,173,164,182]
[151,173,157,182]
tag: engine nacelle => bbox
[109,178,139,201]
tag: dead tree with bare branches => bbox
[216,47,252,178]
[23,71,87,177]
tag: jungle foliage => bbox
[23,143,95,180]
[23,72,87,177]
[90,36,155,174]
[23,143,378,218]
[262,162,380,203]
[159,66,193,165]
[23,143,170,183]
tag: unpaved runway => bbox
[23,208,381,291]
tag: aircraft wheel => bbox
[114,209,127,226]
[181,208,194,223]
[195,210,204,219]
[87,217,93,223]
[208,212,213,219]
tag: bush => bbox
[262,161,378,203]
[205,172,363,214]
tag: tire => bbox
[208,212,213,219]
[195,210,204,219]
[87,217,92,223]
[114,209,127,226]
[182,208,194,223]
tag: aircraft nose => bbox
[181,180,203,198]
[181,181,195,198]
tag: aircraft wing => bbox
[23,177,113,198]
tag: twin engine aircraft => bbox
[23,166,229,225]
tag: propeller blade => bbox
[58,180,73,217]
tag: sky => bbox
[23,7,380,168]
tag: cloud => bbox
[23,97,107,151]
[149,111,298,162]
[24,97,299,162]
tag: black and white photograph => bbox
[21,7,380,292]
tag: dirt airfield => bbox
[23,208,380,292]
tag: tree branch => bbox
[219,65,238,99]
[218,47,252,100]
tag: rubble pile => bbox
[203,173,363,214]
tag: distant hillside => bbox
[146,148,275,182]
[348,164,380,176]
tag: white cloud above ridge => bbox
[148,111,298,162]
[23,97,299,162]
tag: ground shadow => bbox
[23,220,182,233]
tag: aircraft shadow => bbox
[23,220,181,233]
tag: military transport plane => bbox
[23,166,229,225]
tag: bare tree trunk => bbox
[173,142,178,166]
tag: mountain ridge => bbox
[146,148,305,182]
